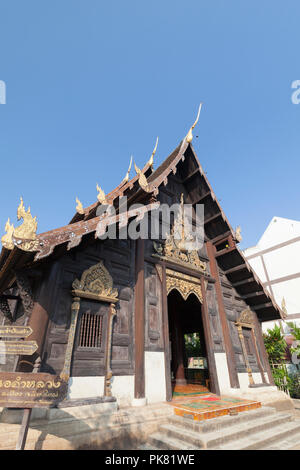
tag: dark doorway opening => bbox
[167,289,210,394]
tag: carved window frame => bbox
[60,261,118,397]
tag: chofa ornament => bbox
[1,198,39,252]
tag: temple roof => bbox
[0,128,285,322]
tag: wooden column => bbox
[134,238,145,399]
[161,263,172,401]
[206,241,239,388]
[200,276,220,396]
[18,264,60,372]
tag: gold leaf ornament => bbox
[186,103,203,143]
[1,218,15,250]
[134,162,151,192]
[147,136,159,168]
[96,184,108,204]
[76,197,84,215]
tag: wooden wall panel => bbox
[144,262,164,351]
[42,237,135,377]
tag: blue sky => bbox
[0,1,299,249]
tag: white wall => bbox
[144,351,167,403]
[244,216,300,331]
[68,375,135,407]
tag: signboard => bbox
[0,341,38,356]
[188,356,207,369]
[0,326,33,338]
[0,372,68,408]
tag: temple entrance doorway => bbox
[167,289,210,395]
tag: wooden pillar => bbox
[206,241,239,388]
[18,264,60,372]
[134,238,145,400]
[200,277,221,396]
[161,263,172,401]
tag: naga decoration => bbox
[134,162,151,193]
[186,103,203,143]
[134,137,159,192]
[76,197,84,215]
[1,218,14,250]
[1,198,39,252]
[96,184,108,204]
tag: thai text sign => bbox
[0,372,68,408]
[0,340,38,356]
[0,326,33,338]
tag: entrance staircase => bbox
[140,406,300,450]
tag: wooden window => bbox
[78,313,103,348]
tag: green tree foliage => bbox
[263,324,287,365]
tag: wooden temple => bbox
[0,109,286,410]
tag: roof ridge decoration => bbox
[281,297,288,316]
[1,219,14,250]
[134,161,151,192]
[133,137,159,192]
[96,184,108,204]
[185,103,203,143]
[234,226,242,243]
[121,156,133,185]
[76,197,84,215]
[147,136,159,169]
[2,197,39,252]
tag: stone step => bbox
[158,424,205,448]
[147,432,199,451]
[168,406,275,434]
[218,420,300,450]
[159,412,292,449]
[264,432,300,451]
[138,443,160,451]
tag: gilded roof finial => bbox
[186,103,203,143]
[13,197,38,252]
[96,184,108,204]
[147,137,159,168]
[76,197,84,215]
[134,161,151,192]
[281,297,288,316]
[234,226,242,243]
[121,156,133,185]
[1,218,15,250]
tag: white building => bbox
[243,216,300,333]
